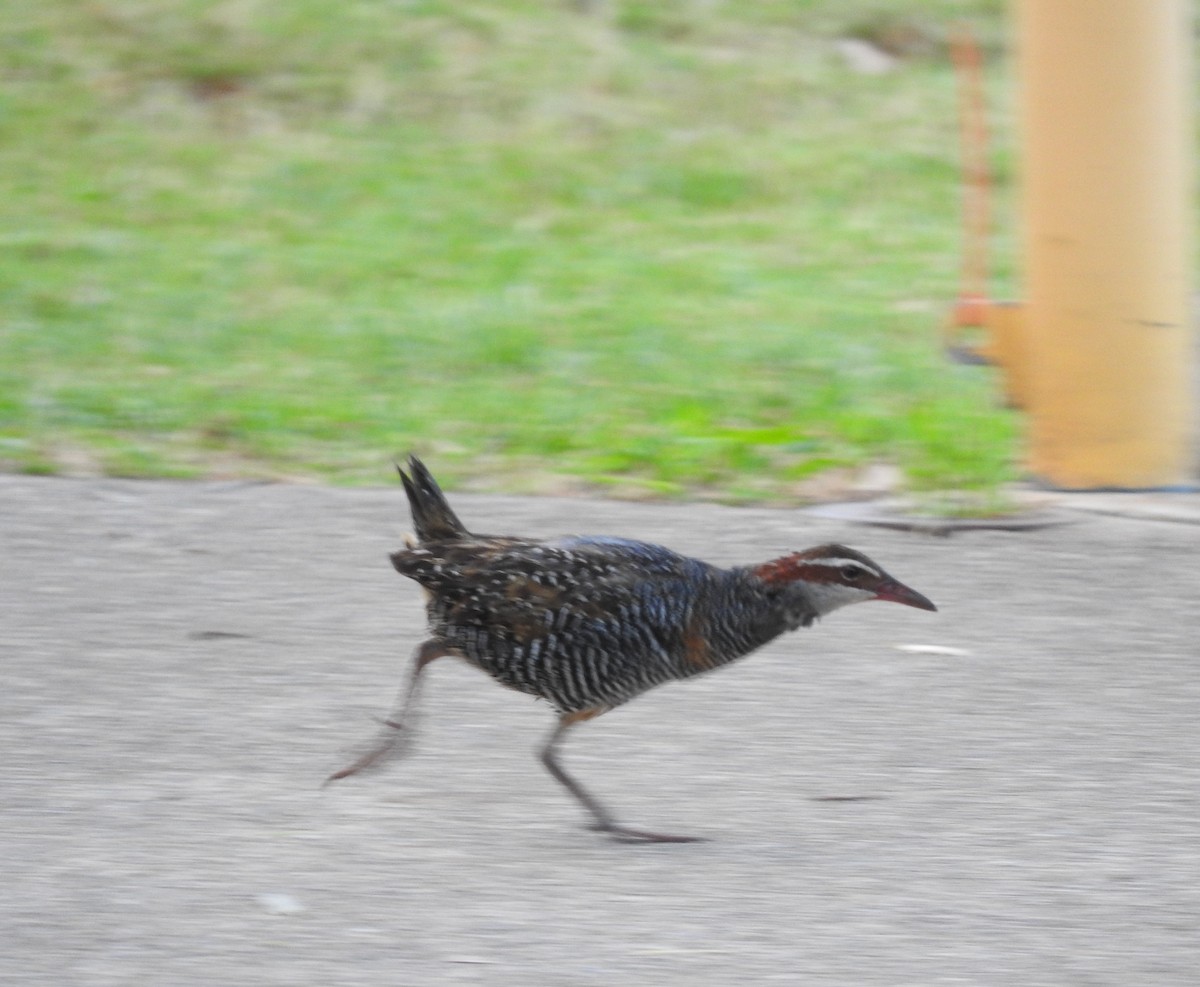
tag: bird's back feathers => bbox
[390,530,806,713]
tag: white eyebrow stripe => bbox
[802,558,884,577]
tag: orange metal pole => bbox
[1017,0,1194,488]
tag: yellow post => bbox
[1016,0,1194,488]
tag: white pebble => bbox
[256,893,306,915]
[894,644,972,657]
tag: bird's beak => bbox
[875,580,937,612]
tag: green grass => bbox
[0,0,1021,502]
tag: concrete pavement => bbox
[3,475,1199,985]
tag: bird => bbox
[326,455,937,843]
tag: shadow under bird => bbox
[327,456,937,843]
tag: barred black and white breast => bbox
[391,533,804,714]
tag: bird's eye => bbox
[841,564,865,581]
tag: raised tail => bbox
[398,455,469,543]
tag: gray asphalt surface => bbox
[4,475,1199,985]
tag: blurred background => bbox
[0,0,1022,503]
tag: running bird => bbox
[326,456,936,842]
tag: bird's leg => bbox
[539,712,704,844]
[324,639,450,785]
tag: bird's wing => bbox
[392,535,711,648]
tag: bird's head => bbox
[753,543,937,619]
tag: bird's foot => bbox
[323,720,406,787]
[592,822,706,844]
